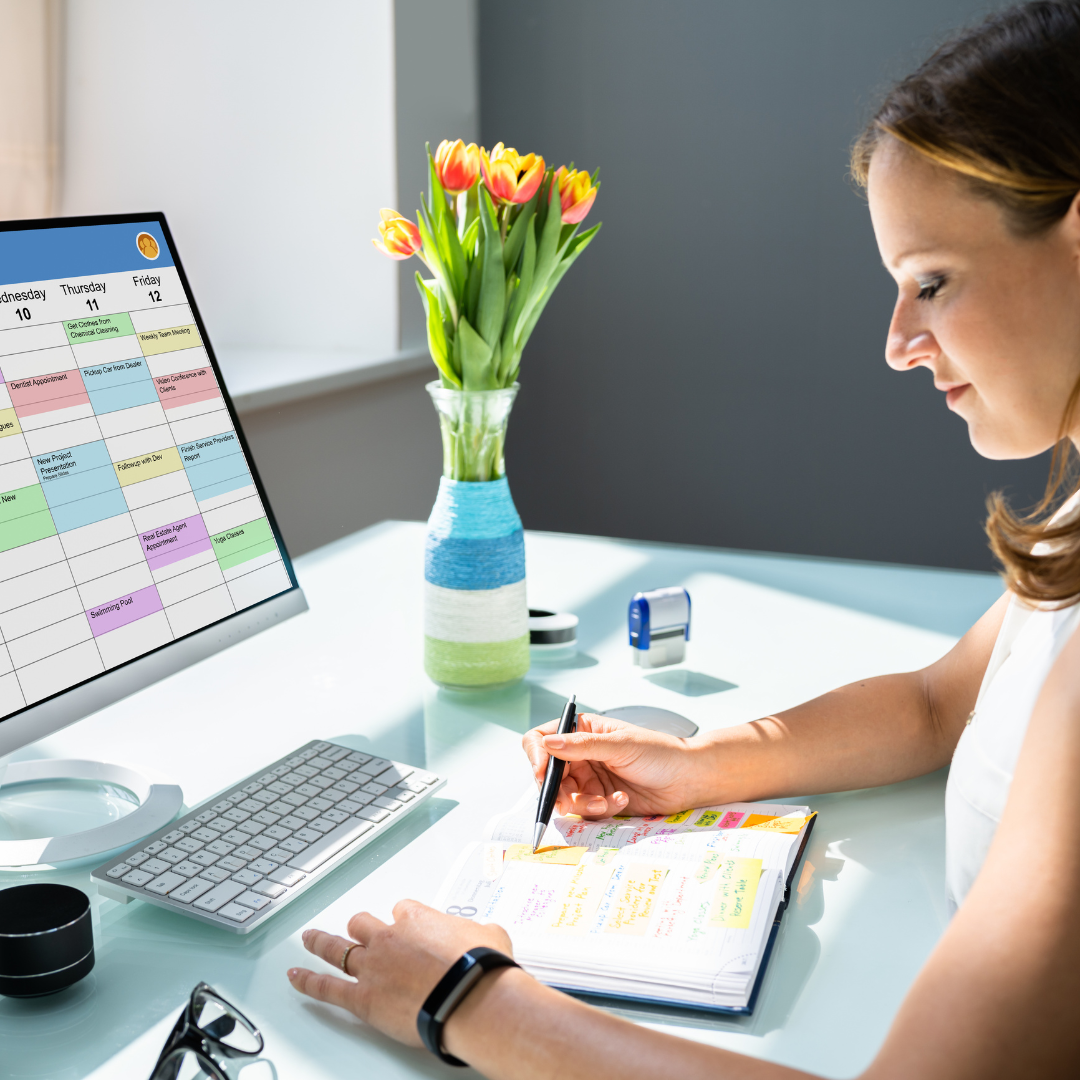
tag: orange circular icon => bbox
[136,232,160,260]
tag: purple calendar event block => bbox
[87,585,164,636]
[140,515,212,571]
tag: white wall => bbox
[61,0,398,360]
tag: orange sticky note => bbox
[505,844,587,865]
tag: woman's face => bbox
[868,139,1080,460]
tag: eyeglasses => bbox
[149,982,274,1080]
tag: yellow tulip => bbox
[480,143,546,204]
[372,208,422,260]
[434,139,480,196]
[555,167,598,225]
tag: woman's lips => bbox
[943,384,970,410]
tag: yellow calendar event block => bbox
[0,408,21,438]
[113,445,184,487]
[137,324,202,356]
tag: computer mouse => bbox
[599,705,699,738]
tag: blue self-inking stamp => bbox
[628,586,691,668]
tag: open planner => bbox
[436,792,815,1014]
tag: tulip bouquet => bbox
[374,140,600,393]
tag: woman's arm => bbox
[525,591,1010,817]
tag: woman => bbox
[288,3,1080,1075]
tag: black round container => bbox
[0,883,94,997]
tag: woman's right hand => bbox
[521,713,719,818]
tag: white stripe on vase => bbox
[424,579,528,644]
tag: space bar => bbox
[286,819,374,873]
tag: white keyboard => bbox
[91,739,445,933]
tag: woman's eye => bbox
[917,276,945,301]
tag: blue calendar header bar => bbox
[0,221,175,287]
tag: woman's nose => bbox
[885,300,939,372]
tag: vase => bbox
[423,381,530,689]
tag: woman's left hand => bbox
[287,899,514,1046]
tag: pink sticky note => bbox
[718,811,744,829]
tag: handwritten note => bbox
[694,850,723,884]
[548,856,618,934]
[709,857,763,929]
[664,810,694,824]
[694,811,720,828]
[604,863,670,935]
[719,811,745,828]
[742,813,813,834]
[506,844,589,865]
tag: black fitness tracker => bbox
[417,947,520,1066]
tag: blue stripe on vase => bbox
[425,530,525,590]
[426,476,523,540]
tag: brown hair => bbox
[852,1,1080,606]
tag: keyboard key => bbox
[345,752,371,766]
[223,808,250,824]
[146,872,186,895]
[218,855,248,872]
[294,764,319,779]
[190,850,220,867]
[321,766,348,781]
[169,878,214,904]
[176,837,204,854]
[333,780,360,794]
[232,868,264,886]
[321,808,350,824]
[373,797,402,812]
[207,840,236,856]
[361,782,388,797]
[122,869,154,886]
[278,815,308,830]
[234,845,263,860]
[235,890,271,910]
[267,866,305,887]
[206,818,233,833]
[413,771,439,786]
[378,765,415,786]
[257,773,277,785]
[398,778,431,795]
[306,776,334,790]
[358,758,391,777]
[291,805,320,821]
[284,757,305,769]
[282,792,308,807]
[238,799,265,814]
[253,810,280,826]
[125,851,149,866]
[281,772,308,787]
[252,881,286,898]
[299,747,321,760]
[294,784,322,799]
[162,830,184,844]
[249,835,278,851]
[312,741,331,752]
[199,866,232,884]
[310,794,338,809]
[340,795,373,812]
[286,819,373,873]
[141,858,171,876]
[173,861,204,878]
[221,831,250,846]
[264,825,292,841]
[211,801,232,813]
[387,787,415,802]
[213,897,253,921]
[293,828,323,843]
[265,847,296,864]
[243,782,265,795]
[106,864,129,878]
[267,801,295,817]
[308,818,338,834]
[237,821,265,836]
[358,806,389,823]
[308,756,333,770]
[144,840,167,855]
[279,838,309,854]
[192,828,221,843]
[193,882,246,912]
[324,746,351,762]
[227,792,248,805]
[159,848,187,865]
[179,821,201,834]
[195,810,219,824]
[267,781,294,797]
[248,858,279,874]
[271,765,292,777]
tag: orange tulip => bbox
[555,167,598,225]
[434,139,480,195]
[372,208,422,260]
[480,143,546,205]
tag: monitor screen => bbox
[0,214,298,728]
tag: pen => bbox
[533,693,577,852]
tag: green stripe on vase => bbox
[424,635,530,688]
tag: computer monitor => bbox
[0,213,306,759]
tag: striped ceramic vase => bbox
[423,383,529,689]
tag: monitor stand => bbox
[0,757,182,871]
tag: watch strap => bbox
[417,947,519,1066]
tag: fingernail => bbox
[287,969,299,980]
[546,735,565,749]
[614,791,628,804]
[586,799,605,813]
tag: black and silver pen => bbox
[532,693,577,852]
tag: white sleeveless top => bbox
[945,498,1080,911]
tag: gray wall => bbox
[479,0,1045,572]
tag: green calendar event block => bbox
[211,516,276,571]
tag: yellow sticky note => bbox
[664,810,694,825]
[505,844,587,865]
[694,850,723,884]
[604,863,669,935]
[709,857,763,929]
[548,856,617,934]
[743,813,813,834]
[695,810,721,828]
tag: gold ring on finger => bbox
[341,942,361,974]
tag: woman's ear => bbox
[1063,189,1080,268]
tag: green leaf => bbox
[426,146,450,230]
[476,186,506,348]
[466,226,483,325]
[460,216,480,260]
[503,193,536,272]
[500,219,536,370]
[415,273,461,388]
[438,210,467,308]
[558,223,577,252]
[457,315,496,390]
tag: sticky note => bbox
[743,813,813,834]
[709,857,763,929]
[664,810,694,825]
[694,811,721,828]
[719,811,744,828]
[505,844,587,865]
[604,863,669,935]
[694,850,723,884]
[548,856,618,934]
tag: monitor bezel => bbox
[0,211,306,755]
